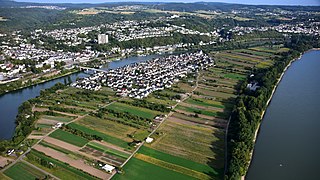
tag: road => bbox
[108,72,201,179]
[21,159,61,180]
[1,73,201,179]
[0,98,119,176]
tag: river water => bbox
[0,55,159,140]
[247,50,320,180]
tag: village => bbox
[1,8,318,85]
[72,51,214,98]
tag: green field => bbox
[224,73,246,80]
[87,141,130,159]
[4,162,47,180]
[138,146,221,177]
[36,124,52,128]
[68,123,129,149]
[107,102,161,119]
[49,129,89,147]
[78,115,149,142]
[185,98,227,109]
[27,150,98,180]
[176,105,225,118]
[112,158,195,180]
[42,115,74,122]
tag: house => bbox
[53,122,64,129]
[247,82,260,91]
[145,137,154,143]
[102,164,115,173]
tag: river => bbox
[247,50,320,180]
[0,54,160,140]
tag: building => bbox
[145,137,154,143]
[98,34,108,44]
[0,73,4,81]
[102,164,115,173]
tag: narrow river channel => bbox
[0,54,160,140]
[247,50,320,180]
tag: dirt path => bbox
[21,159,61,180]
[33,145,111,180]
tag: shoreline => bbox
[0,69,81,97]
[241,49,311,179]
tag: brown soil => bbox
[32,107,48,112]
[37,118,58,125]
[0,157,12,168]
[44,137,81,152]
[27,135,44,139]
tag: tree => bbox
[67,76,72,85]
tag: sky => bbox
[15,0,320,6]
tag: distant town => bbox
[0,1,319,180]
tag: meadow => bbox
[4,162,47,180]
[49,129,89,147]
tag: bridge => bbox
[78,66,108,73]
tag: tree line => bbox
[225,35,320,179]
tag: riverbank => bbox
[242,51,306,180]
[0,69,80,97]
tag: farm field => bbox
[77,115,149,142]
[149,120,224,167]
[138,146,220,176]
[116,45,284,179]
[106,102,162,119]
[112,158,195,180]
[87,141,130,159]
[33,145,110,179]
[67,123,130,149]
[14,45,287,180]
[49,129,89,147]
[42,115,74,122]
[3,162,47,180]
[26,150,99,180]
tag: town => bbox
[72,51,214,98]
[0,1,319,180]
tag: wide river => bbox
[247,50,320,180]
[0,55,160,140]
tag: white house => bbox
[102,164,115,173]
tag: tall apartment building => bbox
[98,34,108,44]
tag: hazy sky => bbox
[15,0,320,6]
